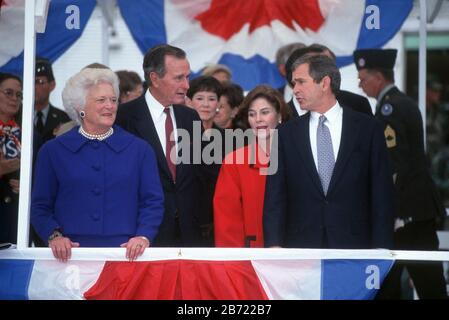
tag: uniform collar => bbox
[35,104,50,118]
[377,84,396,103]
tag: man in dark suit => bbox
[263,55,394,249]
[284,45,373,118]
[116,44,203,247]
[354,49,447,299]
[34,58,70,142]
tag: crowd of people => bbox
[0,42,447,299]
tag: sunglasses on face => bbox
[1,89,23,100]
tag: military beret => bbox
[353,49,397,70]
[36,57,54,81]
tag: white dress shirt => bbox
[309,102,343,171]
[283,85,293,102]
[145,90,178,155]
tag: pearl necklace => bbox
[79,126,114,141]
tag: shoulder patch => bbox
[381,103,393,116]
[384,125,396,148]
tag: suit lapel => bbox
[288,99,300,118]
[172,105,192,184]
[327,108,360,196]
[290,114,323,194]
[44,106,58,136]
[133,99,173,181]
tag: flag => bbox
[0,250,393,300]
[0,0,25,69]
[0,0,413,90]
[117,0,413,90]
[0,0,96,76]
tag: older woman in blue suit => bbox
[31,68,164,262]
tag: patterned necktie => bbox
[36,111,44,135]
[164,108,176,182]
[317,115,335,195]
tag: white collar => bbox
[310,101,342,124]
[145,90,172,120]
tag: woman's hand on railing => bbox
[48,237,80,262]
[120,236,150,261]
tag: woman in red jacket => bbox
[214,85,291,247]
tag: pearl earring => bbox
[79,111,85,118]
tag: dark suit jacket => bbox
[287,99,300,118]
[263,107,394,249]
[338,90,372,116]
[287,90,372,119]
[376,86,445,222]
[38,104,71,142]
[115,95,203,246]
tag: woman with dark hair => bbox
[185,76,225,246]
[186,75,223,130]
[0,72,22,244]
[214,82,244,129]
[213,85,290,247]
[116,70,143,104]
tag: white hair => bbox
[61,68,119,124]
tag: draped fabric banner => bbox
[0,0,96,76]
[117,0,413,90]
[0,248,394,300]
[0,0,413,89]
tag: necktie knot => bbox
[319,115,327,126]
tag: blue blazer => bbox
[263,107,395,249]
[31,125,164,247]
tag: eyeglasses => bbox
[0,89,23,100]
[35,78,49,85]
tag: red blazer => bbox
[213,144,268,247]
